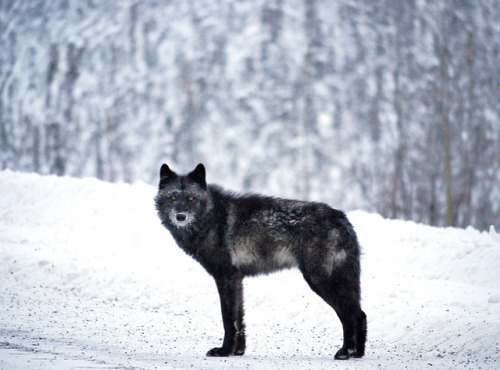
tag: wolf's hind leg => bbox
[331,300,365,360]
[355,310,367,357]
[301,270,365,360]
[234,327,246,356]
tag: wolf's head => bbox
[155,163,210,229]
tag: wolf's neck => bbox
[170,214,213,256]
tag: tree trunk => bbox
[435,1,454,227]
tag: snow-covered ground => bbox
[0,170,499,369]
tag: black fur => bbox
[155,163,366,359]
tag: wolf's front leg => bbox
[207,276,246,357]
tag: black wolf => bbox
[155,163,366,360]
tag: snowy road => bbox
[1,171,499,369]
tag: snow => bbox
[0,170,499,369]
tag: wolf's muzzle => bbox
[176,213,187,222]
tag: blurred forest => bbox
[1,0,499,229]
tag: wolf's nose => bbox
[176,213,187,222]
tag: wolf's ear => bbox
[188,163,206,189]
[159,164,177,187]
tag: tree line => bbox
[1,0,499,229]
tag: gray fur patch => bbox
[323,229,347,275]
[230,241,298,272]
[230,246,257,267]
[334,249,347,264]
[324,249,347,275]
[273,248,298,268]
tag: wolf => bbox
[154,163,367,360]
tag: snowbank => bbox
[0,170,499,369]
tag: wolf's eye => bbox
[171,196,177,201]
[188,196,195,201]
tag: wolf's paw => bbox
[353,347,364,358]
[334,347,359,360]
[206,347,233,357]
[234,347,245,356]
[234,337,246,356]
[234,348,245,356]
